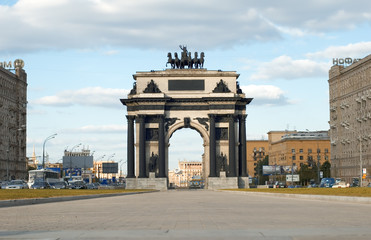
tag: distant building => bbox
[246,140,269,178]
[0,60,27,180]
[328,54,371,184]
[246,130,331,178]
[268,130,330,169]
[168,161,203,187]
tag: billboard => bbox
[263,165,298,175]
[63,156,94,168]
[102,162,118,173]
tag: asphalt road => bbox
[0,190,370,239]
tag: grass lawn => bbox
[0,189,150,201]
[227,187,371,197]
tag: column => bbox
[239,114,247,177]
[158,115,166,177]
[229,115,236,177]
[138,115,146,178]
[126,115,135,178]
[209,114,216,177]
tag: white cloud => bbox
[250,55,329,81]
[306,41,371,59]
[62,124,126,134]
[241,85,291,106]
[31,87,129,108]
[2,0,371,52]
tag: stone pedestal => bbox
[126,172,167,191]
[238,177,250,189]
[207,171,238,190]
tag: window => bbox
[291,149,295,153]
[300,156,303,160]
[308,149,312,154]
[325,148,329,153]
[299,149,303,153]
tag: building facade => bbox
[268,131,330,170]
[0,60,27,180]
[168,160,203,187]
[246,140,269,178]
[328,54,371,184]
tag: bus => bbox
[27,169,60,188]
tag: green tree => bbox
[320,160,331,178]
[255,156,269,185]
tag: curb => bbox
[221,190,371,204]
[0,190,158,208]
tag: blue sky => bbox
[1,0,371,171]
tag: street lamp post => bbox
[317,148,321,184]
[359,137,363,187]
[42,134,57,169]
[292,149,295,186]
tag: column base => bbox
[207,171,238,190]
[126,176,167,191]
[238,176,250,189]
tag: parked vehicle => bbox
[68,181,87,189]
[86,183,98,189]
[4,180,28,189]
[351,178,360,187]
[332,181,349,188]
[49,181,67,189]
[28,169,60,188]
[319,178,335,188]
[30,181,51,189]
[274,182,287,188]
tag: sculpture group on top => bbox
[167,45,205,69]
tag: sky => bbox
[1,0,371,172]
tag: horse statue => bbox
[166,52,175,69]
[188,52,193,69]
[192,52,199,69]
[174,52,180,69]
[199,52,205,68]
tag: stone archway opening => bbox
[168,128,204,188]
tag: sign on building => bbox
[102,162,118,173]
[286,174,300,182]
[63,156,94,169]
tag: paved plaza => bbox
[0,190,371,239]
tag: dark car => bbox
[49,181,67,189]
[275,182,287,188]
[319,178,335,188]
[68,181,87,189]
[30,181,51,189]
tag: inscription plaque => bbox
[168,80,204,91]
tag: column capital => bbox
[126,115,135,121]
[137,115,146,122]
[208,114,217,119]
[239,114,247,121]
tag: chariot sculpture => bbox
[167,45,205,69]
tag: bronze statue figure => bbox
[166,46,205,69]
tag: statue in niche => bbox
[149,152,158,172]
[217,152,227,172]
[213,79,231,93]
[143,80,161,93]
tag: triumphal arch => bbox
[121,47,253,190]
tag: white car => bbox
[332,181,349,188]
[4,180,28,189]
